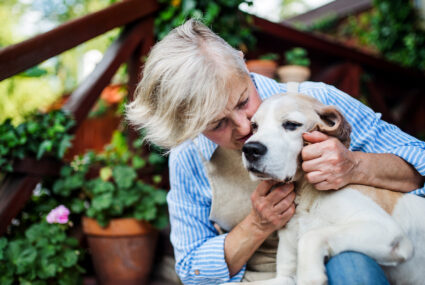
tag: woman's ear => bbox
[316,106,352,148]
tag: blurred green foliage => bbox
[304,0,425,71]
[0,110,75,172]
[370,0,425,71]
[154,0,256,51]
[0,220,84,285]
[0,0,119,124]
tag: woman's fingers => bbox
[251,182,296,230]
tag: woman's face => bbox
[203,75,261,150]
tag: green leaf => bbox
[148,153,166,166]
[152,175,162,184]
[57,136,72,158]
[132,156,146,169]
[62,250,78,268]
[16,247,37,269]
[92,193,113,210]
[0,275,13,285]
[110,130,128,155]
[21,66,48,77]
[152,189,167,204]
[88,179,114,195]
[37,140,53,159]
[112,165,137,189]
[152,214,169,229]
[38,260,57,279]
[70,198,85,213]
[0,238,7,260]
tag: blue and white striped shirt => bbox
[167,73,425,284]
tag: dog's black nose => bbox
[242,142,267,162]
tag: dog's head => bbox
[242,93,351,182]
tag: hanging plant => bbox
[154,0,256,51]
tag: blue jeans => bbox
[326,251,390,285]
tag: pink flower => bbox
[46,205,70,224]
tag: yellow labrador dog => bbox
[234,93,425,285]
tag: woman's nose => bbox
[232,112,251,134]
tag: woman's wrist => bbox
[348,152,423,191]
[349,151,369,185]
[243,209,276,240]
[224,211,273,276]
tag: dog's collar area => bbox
[286,82,300,95]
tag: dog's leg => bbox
[296,221,413,285]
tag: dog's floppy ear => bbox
[315,106,351,148]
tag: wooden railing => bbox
[0,0,158,235]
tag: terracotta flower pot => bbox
[277,65,311,83]
[246,59,278,79]
[82,217,158,285]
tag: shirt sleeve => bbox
[168,147,246,284]
[324,84,425,195]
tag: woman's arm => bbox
[301,84,425,192]
[224,181,295,276]
[302,131,424,191]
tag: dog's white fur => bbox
[226,93,425,285]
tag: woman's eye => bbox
[251,122,258,132]
[238,97,249,108]
[282,121,302,131]
[213,119,226,131]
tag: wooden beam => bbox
[0,0,158,81]
[127,17,154,102]
[63,19,152,126]
[13,157,63,176]
[0,174,40,235]
[314,62,362,98]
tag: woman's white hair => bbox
[126,19,249,149]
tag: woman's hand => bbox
[249,180,296,235]
[225,180,295,276]
[301,131,358,190]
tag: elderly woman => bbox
[126,19,425,285]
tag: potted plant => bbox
[246,53,280,79]
[277,47,311,82]
[52,130,168,285]
[0,205,85,285]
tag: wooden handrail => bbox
[0,0,158,81]
[64,19,153,126]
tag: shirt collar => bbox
[194,72,284,161]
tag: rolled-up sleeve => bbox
[168,145,246,284]
[323,84,425,195]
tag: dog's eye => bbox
[251,122,258,132]
[282,121,302,131]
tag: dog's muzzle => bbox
[242,141,267,163]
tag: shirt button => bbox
[194,269,200,275]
